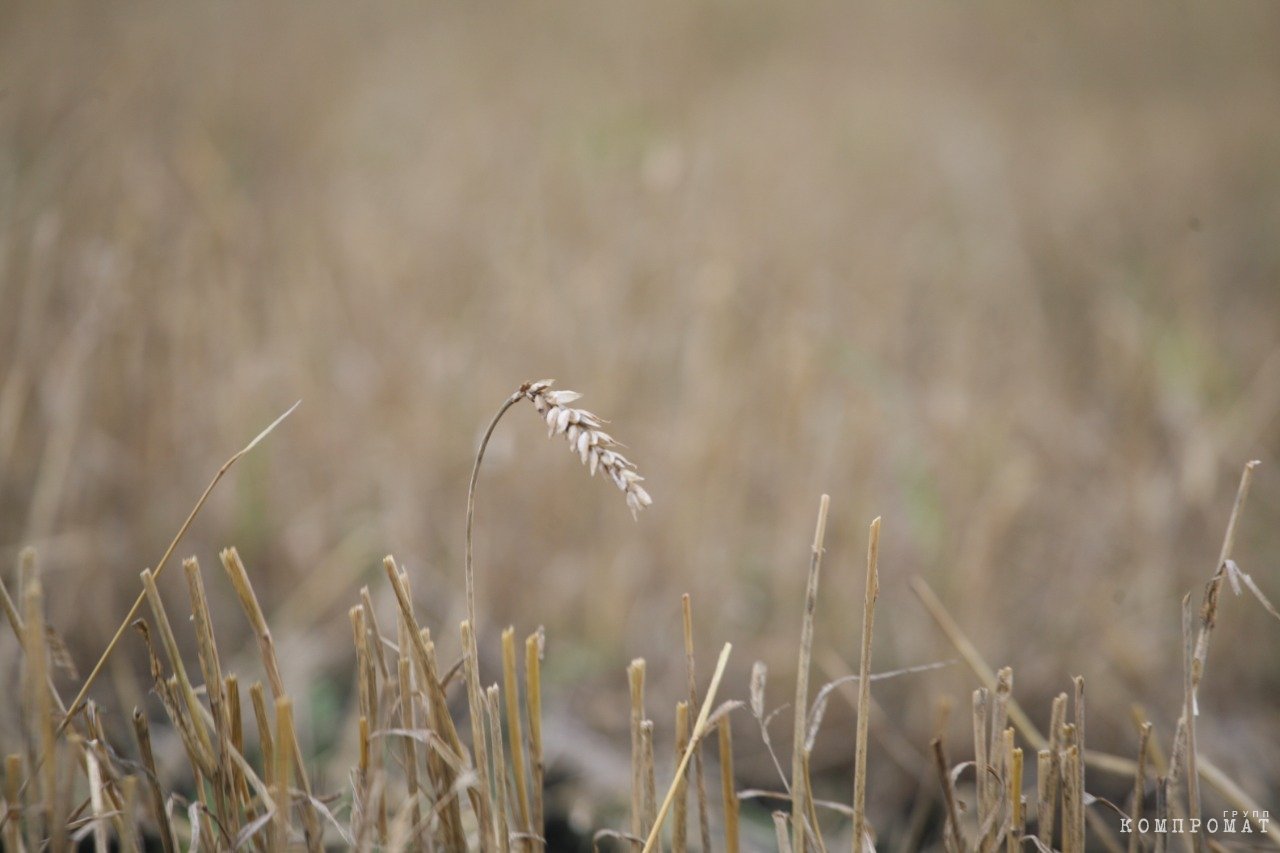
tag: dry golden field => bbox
[1,3,1279,849]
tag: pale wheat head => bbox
[520,379,653,518]
[465,379,652,631]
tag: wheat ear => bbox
[465,379,652,627]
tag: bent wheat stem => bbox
[465,380,651,631]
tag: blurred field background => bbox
[2,1,1279,842]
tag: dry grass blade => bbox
[61,401,298,732]
[792,493,829,853]
[641,642,732,853]
[852,516,880,853]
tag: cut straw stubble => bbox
[641,642,733,853]
[852,516,881,853]
[790,493,829,853]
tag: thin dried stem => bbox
[465,390,524,632]
[61,402,297,731]
[930,738,965,853]
[852,516,880,853]
[641,642,733,853]
[792,493,830,853]
[1180,595,1202,853]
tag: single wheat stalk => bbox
[851,516,881,853]
[466,380,652,630]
